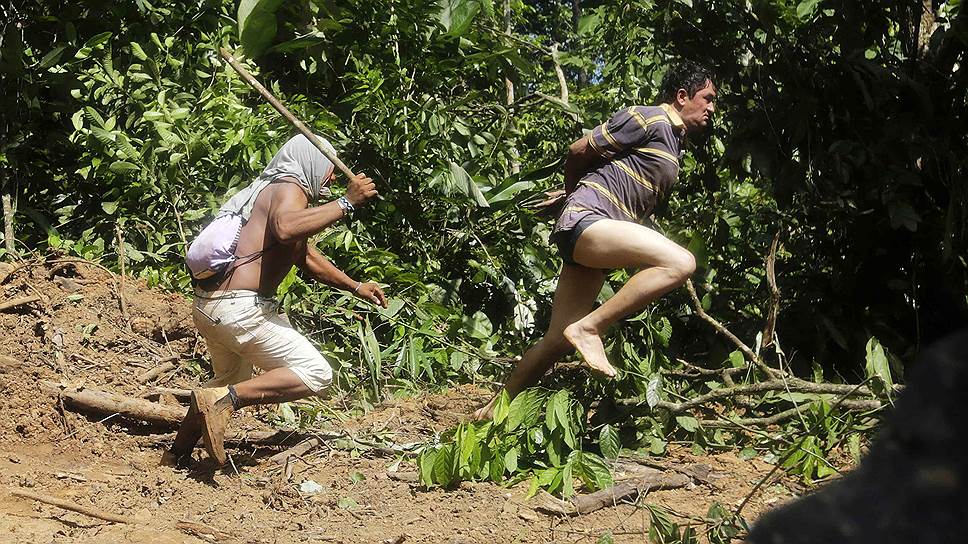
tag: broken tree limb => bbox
[269,433,345,465]
[139,429,309,449]
[685,279,782,380]
[535,471,691,516]
[42,381,187,427]
[142,386,191,400]
[10,488,140,524]
[136,361,177,383]
[697,399,884,429]
[618,379,879,414]
[0,295,40,312]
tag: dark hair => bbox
[659,62,715,103]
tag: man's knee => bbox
[666,249,696,285]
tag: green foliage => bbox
[417,388,613,497]
[646,504,698,544]
[4,1,964,498]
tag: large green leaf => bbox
[448,161,489,207]
[238,0,284,57]
[598,424,621,460]
[508,389,545,431]
[437,0,482,35]
[864,337,893,397]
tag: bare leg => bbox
[562,220,695,375]
[233,367,313,408]
[473,264,605,420]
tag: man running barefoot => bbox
[163,134,387,466]
[474,63,716,419]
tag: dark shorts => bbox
[550,214,602,265]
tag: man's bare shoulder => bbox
[259,178,309,211]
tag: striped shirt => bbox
[554,103,685,234]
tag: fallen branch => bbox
[269,432,346,465]
[42,381,187,427]
[618,378,878,414]
[142,386,192,400]
[535,471,691,516]
[136,361,177,383]
[0,295,40,312]
[10,488,139,524]
[139,429,309,449]
[698,399,884,428]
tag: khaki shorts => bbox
[192,289,333,393]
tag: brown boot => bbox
[190,386,234,465]
[161,403,204,467]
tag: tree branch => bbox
[760,230,781,352]
[685,279,781,379]
[618,378,876,414]
[698,399,883,428]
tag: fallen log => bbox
[535,470,691,516]
[41,381,187,427]
[10,488,140,524]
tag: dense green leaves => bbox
[4,0,965,492]
[418,387,612,497]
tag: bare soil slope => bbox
[0,258,798,543]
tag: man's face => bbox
[677,80,717,133]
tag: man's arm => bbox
[268,173,377,244]
[564,136,604,194]
[297,245,387,307]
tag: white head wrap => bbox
[219,134,338,221]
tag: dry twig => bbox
[10,488,139,524]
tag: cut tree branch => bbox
[618,378,877,414]
[697,399,884,429]
[535,471,691,516]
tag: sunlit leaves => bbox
[864,337,894,397]
[418,387,611,497]
[437,0,484,35]
[238,0,284,57]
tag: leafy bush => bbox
[418,388,614,497]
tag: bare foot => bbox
[563,321,617,378]
[472,396,497,421]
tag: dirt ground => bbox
[0,258,803,543]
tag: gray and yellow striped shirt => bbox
[554,103,685,233]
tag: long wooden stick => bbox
[219,48,356,180]
[10,489,138,524]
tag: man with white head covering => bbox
[164,134,385,467]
